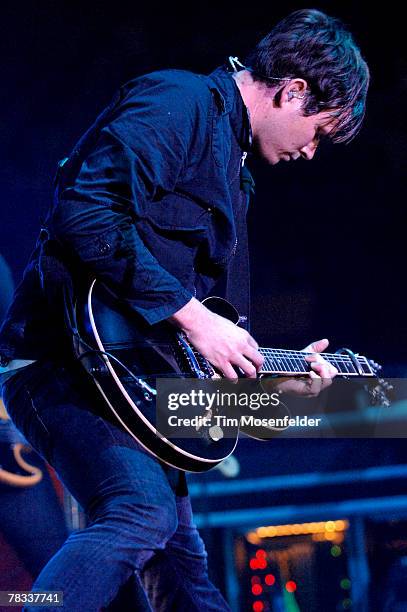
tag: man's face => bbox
[252,97,338,165]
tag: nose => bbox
[300,140,318,160]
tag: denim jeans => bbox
[2,359,230,611]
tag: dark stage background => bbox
[1,0,406,367]
[1,4,407,609]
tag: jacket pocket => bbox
[73,225,125,263]
[143,191,209,232]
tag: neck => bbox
[258,347,374,377]
[232,70,257,114]
[233,70,277,142]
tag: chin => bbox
[265,156,280,166]
[253,140,279,165]
[259,151,279,165]
[265,150,281,165]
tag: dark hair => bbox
[245,9,370,143]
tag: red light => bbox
[251,576,261,585]
[265,574,276,586]
[250,559,259,570]
[252,584,263,596]
[253,602,264,612]
[257,558,267,570]
[286,581,297,593]
[256,549,267,559]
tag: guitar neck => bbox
[259,348,374,377]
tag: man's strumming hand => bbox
[169,298,264,380]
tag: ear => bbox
[280,78,309,107]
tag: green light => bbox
[330,545,342,557]
[340,578,351,590]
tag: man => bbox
[0,9,369,611]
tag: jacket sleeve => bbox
[53,73,211,325]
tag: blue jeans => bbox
[2,360,230,611]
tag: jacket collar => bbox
[206,65,252,152]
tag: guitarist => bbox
[0,10,368,611]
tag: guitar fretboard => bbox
[259,349,374,377]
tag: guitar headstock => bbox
[366,358,393,407]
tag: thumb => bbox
[303,338,329,353]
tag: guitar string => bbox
[258,352,368,363]
[258,350,369,373]
[258,348,368,360]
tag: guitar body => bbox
[75,281,239,472]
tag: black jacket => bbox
[0,65,253,364]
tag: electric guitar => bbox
[73,280,390,472]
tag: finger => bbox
[305,353,337,376]
[243,346,264,371]
[309,365,335,393]
[302,338,329,353]
[310,361,338,379]
[246,334,259,350]
[320,378,333,391]
[233,356,258,378]
[220,363,239,381]
[303,370,326,396]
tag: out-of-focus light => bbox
[342,598,352,609]
[247,533,261,545]
[331,545,342,557]
[265,574,276,586]
[285,581,297,593]
[253,601,264,612]
[335,520,348,531]
[256,549,267,559]
[251,576,261,585]
[312,533,325,542]
[250,559,259,570]
[257,558,267,570]
[252,584,263,596]
[247,519,349,541]
[340,578,351,590]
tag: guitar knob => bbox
[209,425,224,441]
[89,366,105,375]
